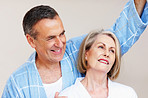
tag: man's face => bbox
[31,16,66,64]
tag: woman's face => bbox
[85,34,116,73]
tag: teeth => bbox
[51,49,61,52]
[99,60,108,64]
[100,60,107,64]
[54,49,60,52]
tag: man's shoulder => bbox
[7,52,37,84]
[5,59,38,92]
[12,52,36,78]
[12,62,33,78]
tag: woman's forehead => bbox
[94,34,116,47]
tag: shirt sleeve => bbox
[109,0,148,55]
[65,34,87,64]
[2,75,23,98]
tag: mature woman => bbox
[59,29,137,98]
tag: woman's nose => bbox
[103,49,109,57]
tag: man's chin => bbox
[52,53,64,62]
[56,55,64,62]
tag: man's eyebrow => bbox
[45,30,65,39]
[45,34,56,40]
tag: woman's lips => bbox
[98,59,109,65]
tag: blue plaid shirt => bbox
[2,0,148,98]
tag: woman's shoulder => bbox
[109,80,138,97]
[110,80,134,90]
[59,82,77,96]
[59,77,84,97]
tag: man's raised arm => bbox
[109,0,147,55]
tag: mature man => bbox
[2,0,147,98]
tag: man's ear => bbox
[26,34,36,48]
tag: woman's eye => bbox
[110,50,115,53]
[98,46,103,49]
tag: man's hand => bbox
[134,0,146,16]
[54,92,68,98]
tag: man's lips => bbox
[98,59,109,65]
[51,48,62,54]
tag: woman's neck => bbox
[81,69,108,98]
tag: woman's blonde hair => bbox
[77,29,121,80]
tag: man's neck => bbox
[35,57,62,84]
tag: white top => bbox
[43,77,62,98]
[59,77,138,98]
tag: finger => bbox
[54,92,59,98]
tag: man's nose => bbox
[55,37,63,48]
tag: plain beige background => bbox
[0,0,148,98]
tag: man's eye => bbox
[47,36,55,40]
[60,32,65,36]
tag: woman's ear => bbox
[26,34,36,48]
[85,51,88,60]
